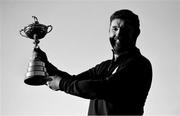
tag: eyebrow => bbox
[111,25,119,28]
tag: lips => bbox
[114,39,120,48]
[110,36,115,47]
[110,36,120,47]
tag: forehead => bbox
[110,18,125,27]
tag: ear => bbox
[132,28,140,45]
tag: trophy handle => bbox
[19,29,28,38]
[47,25,53,33]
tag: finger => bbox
[33,46,40,52]
[34,47,45,55]
[45,77,52,86]
[46,82,54,90]
[46,77,53,81]
[45,82,49,86]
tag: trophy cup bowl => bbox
[20,16,52,40]
[20,16,53,86]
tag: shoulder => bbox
[124,52,152,73]
[132,54,152,76]
[94,59,111,70]
[99,59,112,66]
[136,54,152,68]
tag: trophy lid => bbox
[20,16,53,40]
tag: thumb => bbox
[33,46,40,51]
[46,76,53,82]
[34,47,45,55]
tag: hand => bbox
[33,47,48,63]
[46,75,62,91]
[34,47,58,76]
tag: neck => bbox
[114,54,119,62]
[112,46,137,62]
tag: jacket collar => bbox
[112,46,140,63]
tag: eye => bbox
[112,27,118,31]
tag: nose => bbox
[116,27,126,38]
[116,28,121,37]
[113,30,120,40]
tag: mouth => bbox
[110,36,120,47]
[114,39,121,50]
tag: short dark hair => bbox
[110,9,140,38]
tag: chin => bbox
[113,46,129,53]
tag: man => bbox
[36,9,152,115]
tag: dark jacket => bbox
[57,47,152,115]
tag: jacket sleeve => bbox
[58,58,152,101]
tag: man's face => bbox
[109,18,136,54]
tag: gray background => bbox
[0,0,179,115]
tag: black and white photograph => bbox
[0,0,179,116]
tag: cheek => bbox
[109,31,114,38]
[128,28,136,38]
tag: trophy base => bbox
[24,75,47,86]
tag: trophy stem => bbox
[33,34,40,48]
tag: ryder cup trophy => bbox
[20,16,53,86]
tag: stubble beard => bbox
[110,36,122,54]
